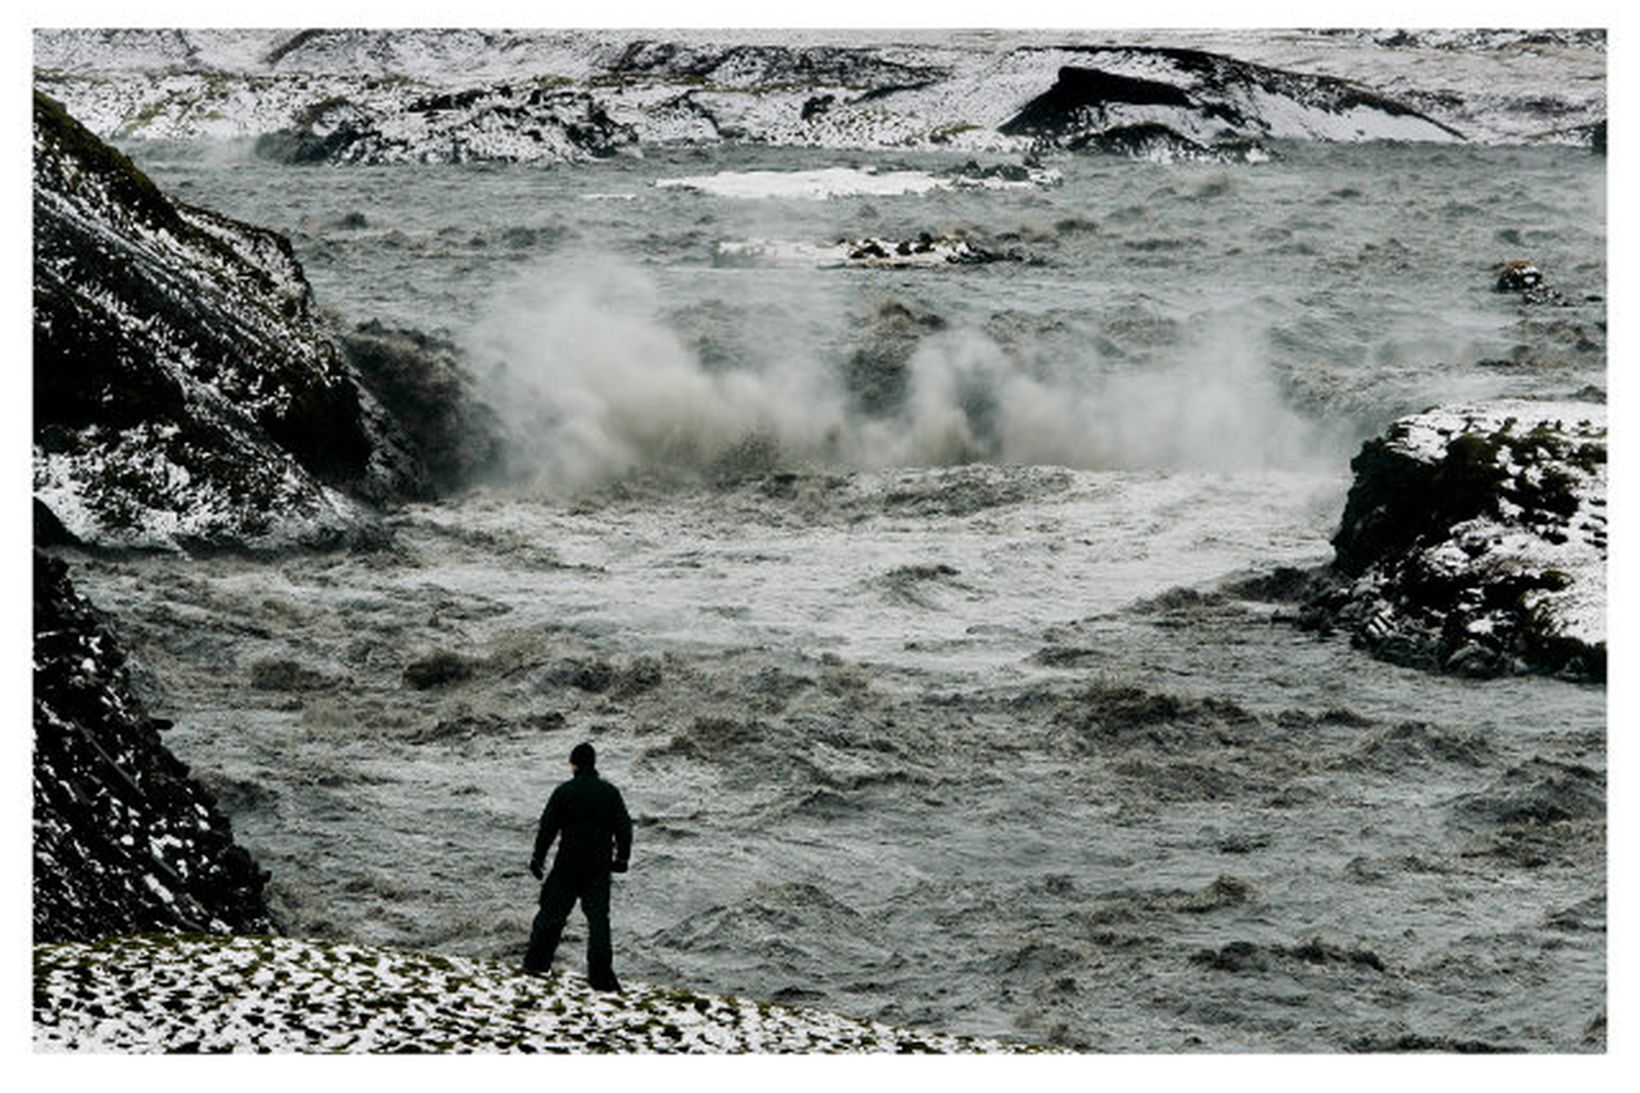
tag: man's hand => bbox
[529,861,544,881]
[611,860,629,874]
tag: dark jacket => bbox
[531,768,632,877]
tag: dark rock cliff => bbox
[33,551,273,942]
[32,90,435,550]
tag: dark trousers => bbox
[525,867,618,988]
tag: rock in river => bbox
[1304,400,1606,680]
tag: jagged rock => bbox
[1308,401,1605,680]
[1066,122,1269,164]
[32,91,428,550]
[33,551,273,942]
[609,40,946,92]
[255,85,636,166]
[843,232,1021,267]
[1494,259,1566,305]
[1001,50,1461,157]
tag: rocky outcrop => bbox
[33,552,273,942]
[1494,259,1566,306]
[1300,401,1606,680]
[608,39,947,91]
[715,232,1026,271]
[255,85,636,166]
[1001,49,1462,157]
[32,92,435,550]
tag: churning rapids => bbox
[64,137,1605,1051]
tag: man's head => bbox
[570,741,596,773]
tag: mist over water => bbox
[465,253,1343,491]
[96,135,1607,1051]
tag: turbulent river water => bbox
[67,137,1606,1050]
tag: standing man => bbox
[525,741,632,991]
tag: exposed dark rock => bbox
[33,496,79,547]
[948,159,1053,186]
[33,551,273,942]
[1001,49,1460,158]
[609,40,946,92]
[255,85,636,166]
[1068,122,1269,164]
[840,231,1022,267]
[33,91,427,550]
[1304,401,1605,680]
[801,94,835,121]
[1005,66,1194,127]
[1493,258,1566,305]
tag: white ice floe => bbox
[657,164,1057,200]
[657,166,949,200]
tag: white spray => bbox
[464,255,1338,492]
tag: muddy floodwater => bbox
[68,136,1607,1051]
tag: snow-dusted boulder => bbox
[716,231,1024,270]
[33,552,273,942]
[32,91,429,550]
[1494,258,1567,306]
[1308,401,1606,680]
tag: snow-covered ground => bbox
[34,934,1033,1053]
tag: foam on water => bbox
[76,133,1607,1052]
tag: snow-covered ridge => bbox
[34,934,1034,1053]
[31,91,504,550]
[33,28,1606,157]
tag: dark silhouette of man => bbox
[525,742,632,990]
